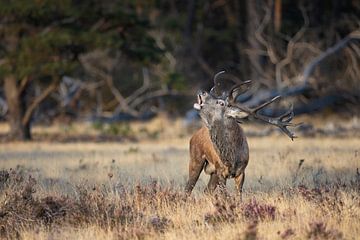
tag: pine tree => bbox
[0,0,161,140]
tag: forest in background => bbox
[0,0,359,140]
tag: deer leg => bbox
[204,173,219,194]
[235,172,245,199]
[217,175,227,194]
[185,157,205,195]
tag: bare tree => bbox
[241,1,360,112]
[79,51,184,120]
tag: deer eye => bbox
[217,100,225,106]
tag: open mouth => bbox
[193,94,203,110]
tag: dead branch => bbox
[350,42,360,57]
[239,30,360,111]
[254,3,278,64]
[22,79,59,125]
[129,88,182,109]
[80,51,186,118]
[293,43,322,55]
[56,76,104,110]
[301,30,360,84]
[275,4,309,87]
[125,67,151,105]
[345,47,360,81]
[19,76,31,94]
[79,53,139,117]
[103,72,139,117]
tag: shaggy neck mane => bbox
[208,119,244,167]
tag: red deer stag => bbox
[185,71,297,196]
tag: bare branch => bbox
[125,67,151,105]
[18,76,31,94]
[350,42,360,57]
[293,43,322,55]
[129,89,183,109]
[79,53,139,117]
[104,74,139,116]
[345,47,360,80]
[80,52,185,117]
[275,4,309,87]
[254,3,278,64]
[301,30,360,84]
[22,79,59,125]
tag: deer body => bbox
[185,72,296,196]
[185,92,249,195]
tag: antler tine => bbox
[279,105,294,123]
[279,124,297,140]
[227,80,252,103]
[210,71,226,97]
[252,96,281,113]
[228,95,297,140]
[213,70,226,84]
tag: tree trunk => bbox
[4,76,31,140]
[274,0,282,32]
[184,0,197,40]
[246,0,263,81]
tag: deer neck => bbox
[208,119,245,167]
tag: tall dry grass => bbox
[0,135,359,239]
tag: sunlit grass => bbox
[0,134,359,239]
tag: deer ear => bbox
[225,107,249,119]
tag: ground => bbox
[0,118,359,239]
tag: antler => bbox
[227,80,252,103]
[210,71,244,98]
[228,85,298,140]
[208,72,298,139]
[210,71,226,97]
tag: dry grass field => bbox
[0,119,359,240]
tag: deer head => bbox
[194,71,298,139]
[193,89,249,129]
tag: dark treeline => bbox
[0,0,359,140]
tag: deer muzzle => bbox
[193,92,205,110]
